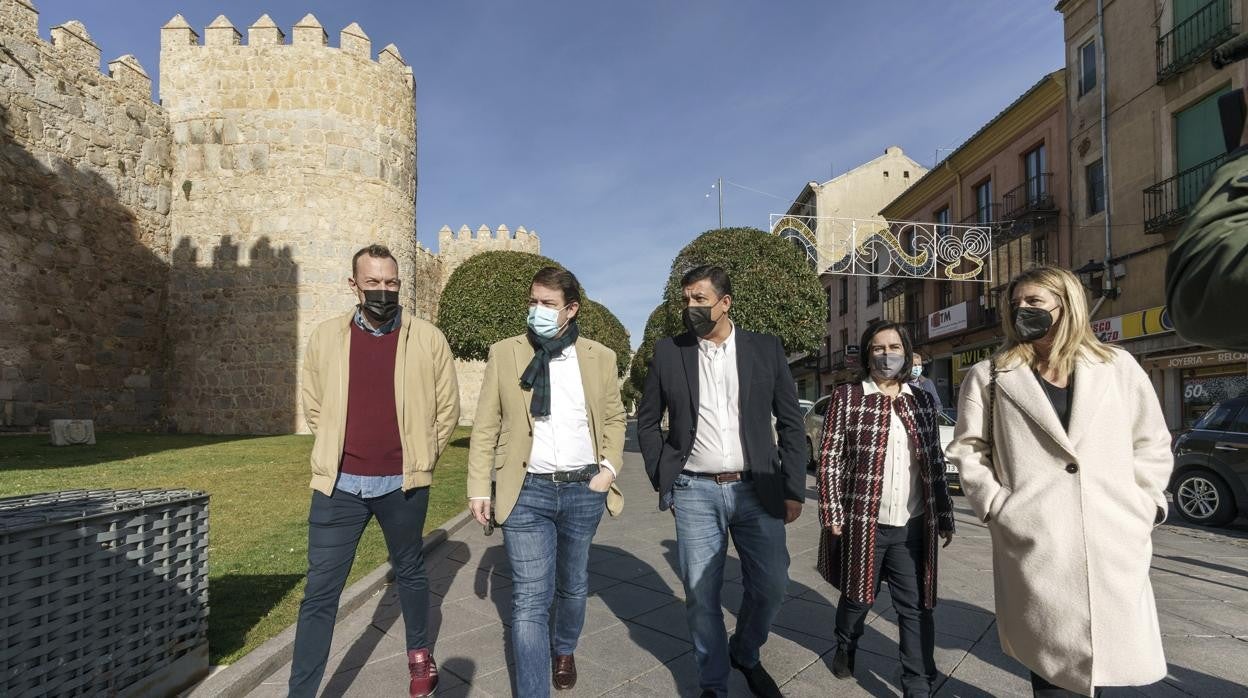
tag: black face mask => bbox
[682,305,720,337]
[1013,305,1055,342]
[361,289,400,323]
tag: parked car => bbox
[797,399,815,415]
[1169,395,1248,527]
[803,394,960,491]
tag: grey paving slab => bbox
[245,442,1248,697]
[1159,635,1248,696]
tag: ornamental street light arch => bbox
[769,214,996,283]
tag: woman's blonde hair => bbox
[995,265,1115,375]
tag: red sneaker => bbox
[408,648,438,697]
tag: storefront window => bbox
[1182,370,1248,428]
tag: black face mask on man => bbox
[361,289,400,323]
[1013,305,1056,342]
[682,305,720,337]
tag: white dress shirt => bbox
[468,345,614,502]
[864,378,923,526]
[528,345,616,475]
[686,325,746,474]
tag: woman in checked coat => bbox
[816,320,956,698]
[946,266,1173,697]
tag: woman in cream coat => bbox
[947,266,1173,697]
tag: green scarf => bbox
[520,321,580,418]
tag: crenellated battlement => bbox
[439,224,541,246]
[436,225,543,282]
[0,0,541,434]
[0,2,158,102]
[158,13,412,82]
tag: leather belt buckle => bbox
[712,472,742,484]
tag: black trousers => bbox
[835,515,936,698]
[288,487,431,697]
[1031,672,1103,697]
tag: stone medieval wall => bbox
[0,0,172,430]
[0,1,538,434]
[158,13,418,434]
[437,225,542,424]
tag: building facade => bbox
[775,146,928,399]
[878,71,1070,408]
[1058,0,1248,428]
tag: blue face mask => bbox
[527,304,566,339]
[911,364,924,379]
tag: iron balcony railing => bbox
[830,348,846,371]
[967,300,1000,332]
[1157,0,1236,82]
[1002,174,1057,219]
[959,203,1001,227]
[1143,152,1228,233]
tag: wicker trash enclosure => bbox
[0,489,210,697]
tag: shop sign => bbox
[846,344,860,369]
[928,302,968,339]
[1091,306,1172,343]
[1143,350,1248,371]
[953,344,999,376]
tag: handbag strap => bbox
[987,357,998,456]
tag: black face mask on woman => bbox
[1013,305,1056,342]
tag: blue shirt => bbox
[335,306,405,499]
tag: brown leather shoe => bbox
[553,654,577,690]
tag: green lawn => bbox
[0,428,471,665]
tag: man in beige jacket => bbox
[290,245,459,698]
[467,266,626,696]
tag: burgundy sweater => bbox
[340,322,403,476]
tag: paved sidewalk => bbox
[252,441,1248,696]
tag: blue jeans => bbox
[289,487,430,698]
[502,474,608,698]
[672,473,790,697]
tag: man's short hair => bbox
[531,266,581,305]
[680,265,733,299]
[352,244,397,277]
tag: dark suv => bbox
[1169,396,1248,527]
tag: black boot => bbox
[832,645,855,679]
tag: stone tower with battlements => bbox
[158,12,425,433]
[0,0,541,434]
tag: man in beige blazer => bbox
[467,266,626,696]
[291,244,459,698]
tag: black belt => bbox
[527,464,600,483]
[681,469,751,484]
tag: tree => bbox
[577,299,631,378]
[437,251,629,371]
[625,303,676,403]
[662,227,825,354]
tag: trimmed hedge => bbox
[625,303,676,403]
[437,251,630,375]
[662,227,825,355]
[578,299,631,378]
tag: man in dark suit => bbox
[637,265,808,698]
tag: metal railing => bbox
[1002,174,1056,219]
[1143,152,1228,233]
[967,301,1000,332]
[959,204,1001,227]
[830,348,846,370]
[1157,0,1236,82]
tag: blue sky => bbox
[36,1,1065,347]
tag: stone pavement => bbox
[252,435,1248,696]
